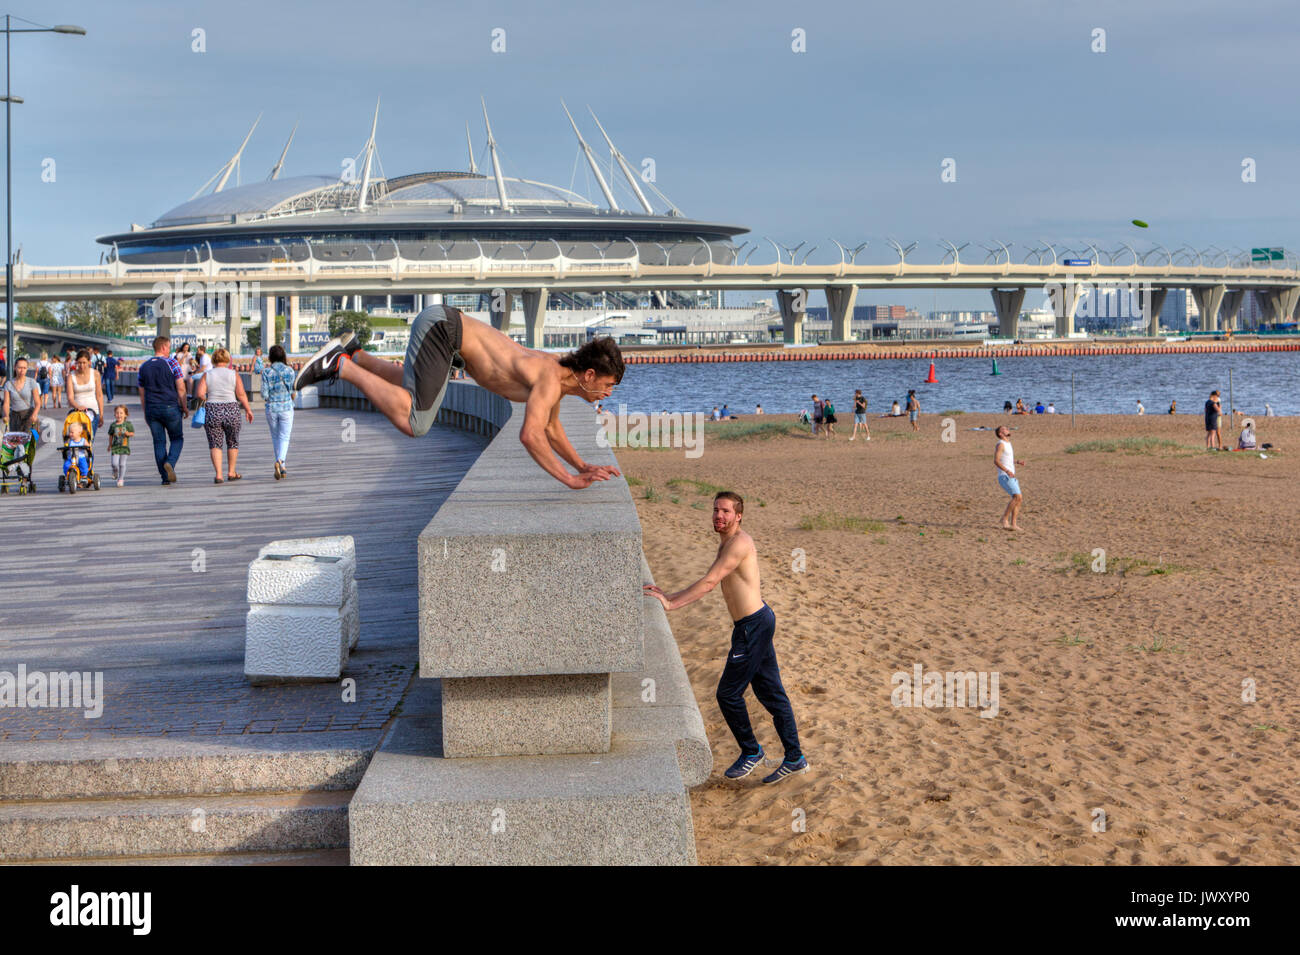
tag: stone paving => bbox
[0,405,482,745]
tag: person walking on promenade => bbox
[196,348,254,483]
[643,491,809,785]
[106,405,134,487]
[67,349,106,434]
[103,349,120,404]
[994,425,1024,531]
[174,343,192,400]
[3,357,41,433]
[907,389,921,432]
[48,353,64,409]
[1205,390,1222,450]
[850,389,869,441]
[138,335,188,485]
[260,344,296,480]
[293,305,624,489]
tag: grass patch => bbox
[1057,633,1091,647]
[669,495,680,504]
[798,513,887,534]
[1011,558,1026,566]
[873,536,887,544]
[1065,437,1186,454]
[1128,634,1184,654]
[704,420,800,442]
[643,486,659,502]
[691,501,706,510]
[666,477,726,496]
[626,476,644,487]
[938,409,964,415]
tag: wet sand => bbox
[620,411,1300,864]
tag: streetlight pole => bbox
[3,16,85,371]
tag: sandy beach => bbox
[620,411,1300,865]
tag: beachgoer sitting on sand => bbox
[890,400,901,416]
[1237,419,1257,450]
[1014,398,1028,415]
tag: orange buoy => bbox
[925,361,938,383]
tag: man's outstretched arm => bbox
[519,374,597,488]
[644,537,746,611]
[544,400,620,481]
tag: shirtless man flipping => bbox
[643,491,808,784]
[295,305,624,489]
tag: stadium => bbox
[96,103,751,330]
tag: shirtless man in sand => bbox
[295,305,624,489]
[643,491,808,784]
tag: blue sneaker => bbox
[762,756,809,784]
[723,748,765,779]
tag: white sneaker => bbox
[849,435,855,441]
[116,478,124,487]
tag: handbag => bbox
[191,401,206,428]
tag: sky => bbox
[8,0,1300,310]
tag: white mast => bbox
[357,98,380,211]
[466,122,478,174]
[562,100,618,211]
[191,114,261,199]
[268,121,298,181]
[588,107,653,215]
[481,97,511,212]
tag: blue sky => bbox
[9,0,1300,309]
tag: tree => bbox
[16,302,57,327]
[53,300,137,338]
[246,315,286,351]
[328,310,372,349]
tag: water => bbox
[610,352,1300,417]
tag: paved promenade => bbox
[0,406,486,743]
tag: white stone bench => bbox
[245,550,357,685]
[259,536,359,650]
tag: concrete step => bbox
[0,733,375,800]
[0,789,351,862]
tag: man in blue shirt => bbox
[103,349,120,403]
[137,335,189,484]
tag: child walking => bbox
[107,405,134,487]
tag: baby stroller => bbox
[58,409,100,493]
[0,426,37,495]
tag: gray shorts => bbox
[403,305,465,437]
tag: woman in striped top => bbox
[260,344,297,480]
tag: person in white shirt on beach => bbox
[994,425,1024,531]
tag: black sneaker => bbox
[762,755,810,784]
[723,748,765,779]
[295,333,356,389]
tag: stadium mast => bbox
[481,97,511,212]
[562,100,619,211]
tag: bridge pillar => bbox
[825,285,858,341]
[261,295,276,354]
[775,290,806,345]
[1191,284,1226,332]
[989,287,1026,339]
[1219,289,1244,331]
[522,288,547,349]
[286,295,301,353]
[1284,287,1300,323]
[489,290,513,333]
[224,292,242,352]
[1046,282,1084,337]
[1254,288,1285,325]
[1136,287,1169,336]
